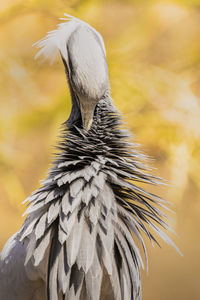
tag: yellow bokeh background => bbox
[0,0,200,299]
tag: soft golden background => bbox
[0,0,200,299]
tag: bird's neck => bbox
[43,97,125,194]
[66,96,114,129]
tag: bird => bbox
[0,14,180,300]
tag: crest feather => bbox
[33,14,106,64]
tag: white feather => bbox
[34,14,106,65]
[66,217,83,267]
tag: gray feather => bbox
[66,218,83,267]
[35,213,47,240]
[70,178,85,197]
[76,222,96,273]
[47,200,60,224]
[85,268,102,300]
[34,227,52,266]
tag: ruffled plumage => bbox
[19,99,180,300]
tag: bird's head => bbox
[34,14,110,130]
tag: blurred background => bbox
[0,0,200,299]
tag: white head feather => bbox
[34,14,106,64]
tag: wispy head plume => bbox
[33,14,106,64]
